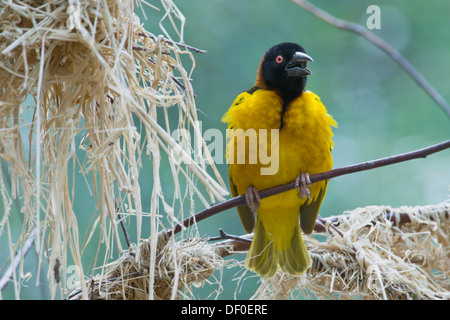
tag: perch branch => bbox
[166,139,450,237]
[291,0,450,117]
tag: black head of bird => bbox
[256,42,314,103]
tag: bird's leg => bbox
[245,185,261,213]
[295,172,312,200]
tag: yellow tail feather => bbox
[245,219,312,278]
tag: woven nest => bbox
[252,201,450,300]
[68,232,227,300]
[0,0,226,299]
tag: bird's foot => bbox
[295,172,312,200]
[245,185,261,213]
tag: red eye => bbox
[275,55,283,64]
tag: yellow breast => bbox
[224,89,336,198]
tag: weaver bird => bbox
[222,42,337,277]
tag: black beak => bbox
[285,52,314,78]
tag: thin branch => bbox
[291,0,450,117]
[132,45,171,54]
[0,229,36,291]
[146,57,196,97]
[166,139,450,237]
[213,233,254,259]
[211,228,253,243]
[138,33,207,54]
[116,201,131,249]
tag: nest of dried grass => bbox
[0,0,226,299]
[253,201,450,300]
[68,232,227,300]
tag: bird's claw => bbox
[295,172,312,200]
[245,185,261,213]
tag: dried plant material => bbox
[252,201,450,300]
[0,0,227,299]
[68,232,227,300]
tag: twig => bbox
[138,33,207,53]
[116,200,131,249]
[132,45,171,54]
[213,233,254,259]
[146,57,196,97]
[208,228,252,243]
[316,216,344,237]
[166,139,450,236]
[118,213,131,249]
[0,229,36,291]
[291,0,450,117]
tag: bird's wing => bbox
[299,180,328,235]
[229,172,256,233]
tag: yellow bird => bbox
[222,42,337,277]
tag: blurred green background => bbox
[1,0,449,299]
